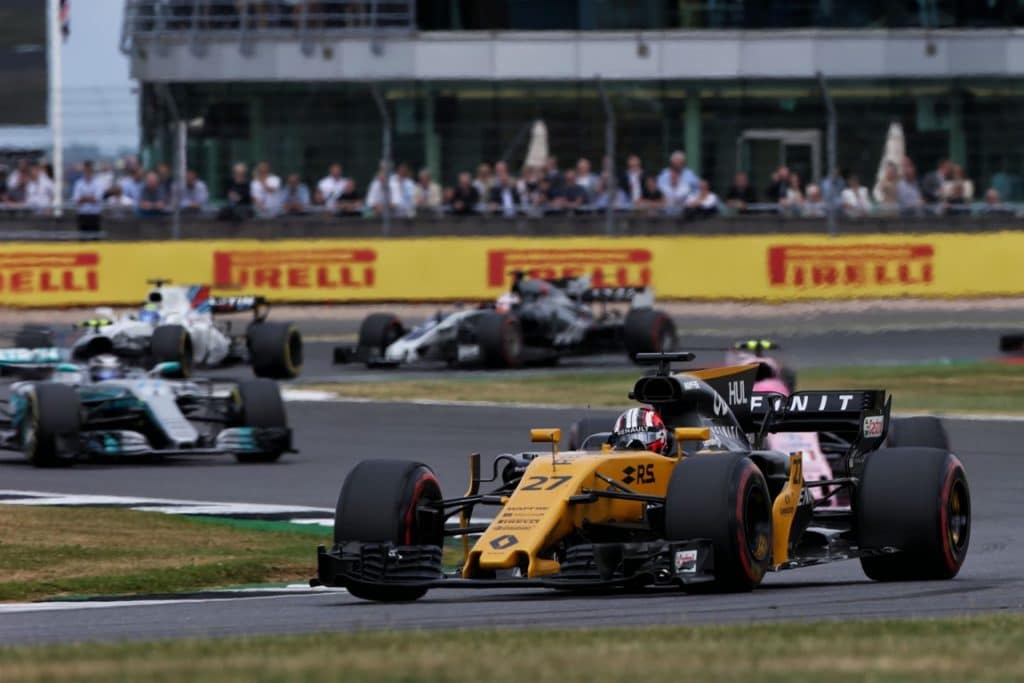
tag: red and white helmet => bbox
[611,407,668,454]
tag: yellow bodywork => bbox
[771,452,805,568]
[464,448,679,578]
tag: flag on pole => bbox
[60,0,70,40]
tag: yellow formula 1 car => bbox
[314,352,970,602]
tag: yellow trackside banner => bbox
[0,232,1021,307]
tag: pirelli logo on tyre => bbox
[767,244,934,289]
[0,252,99,294]
[212,248,376,290]
[487,248,652,288]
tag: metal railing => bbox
[121,0,416,55]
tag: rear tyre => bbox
[568,417,611,450]
[22,383,81,467]
[233,378,288,463]
[150,325,193,378]
[665,453,772,592]
[887,416,950,451]
[333,459,445,602]
[856,447,970,581]
[476,312,523,369]
[14,325,55,349]
[248,321,303,379]
[357,313,404,365]
[624,309,676,361]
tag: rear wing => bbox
[749,389,891,450]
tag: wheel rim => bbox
[946,478,969,555]
[743,482,772,564]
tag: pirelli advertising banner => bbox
[0,232,1021,306]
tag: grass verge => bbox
[2,615,1023,682]
[0,506,322,602]
[312,362,1024,413]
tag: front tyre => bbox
[22,383,81,467]
[476,312,523,369]
[333,460,444,602]
[665,453,772,592]
[247,321,303,379]
[151,324,193,378]
[856,447,970,581]
[233,378,289,463]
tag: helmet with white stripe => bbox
[611,407,668,454]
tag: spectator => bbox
[840,173,873,217]
[620,154,647,204]
[179,169,209,213]
[543,155,564,194]
[488,165,520,217]
[560,170,588,212]
[0,168,7,204]
[661,168,691,211]
[657,150,699,200]
[155,162,174,198]
[250,161,281,216]
[6,170,28,207]
[335,178,364,215]
[633,176,665,212]
[575,157,597,198]
[71,160,104,232]
[7,159,30,192]
[449,172,480,215]
[780,172,804,215]
[365,169,395,215]
[413,168,443,215]
[819,169,846,214]
[280,173,311,214]
[765,165,790,203]
[119,163,144,204]
[317,163,352,210]
[802,184,826,218]
[26,164,55,212]
[921,158,952,204]
[685,180,721,218]
[393,163,417,217]
[103,182,134,210]
[473,163,494,198]
[137,171,169,216]
[225,162,252,210]
[941,164,974,203]
[725,171,757,212]
[593,172,630,211]
[898,159,924,215]
[982,188,1013,216]
[518,166,543,209]
[873,161,900,210]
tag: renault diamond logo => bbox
[489,534,518,550]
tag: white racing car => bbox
[44,280,303,379]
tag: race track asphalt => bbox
[0,413,1021,644]
[0,308,1022,644]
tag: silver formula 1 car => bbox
[0,347,293,467]
[60,280,302,379]
[335,273,677,368]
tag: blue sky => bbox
[1,0,137,154]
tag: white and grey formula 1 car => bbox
[55,280,302,379]
[334,273,677,369]
[0,347,293,467]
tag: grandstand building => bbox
[123,1,1024,201]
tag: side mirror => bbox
[150,361,182,378]
[530,428,561,444]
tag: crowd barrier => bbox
[0,232,1020,307]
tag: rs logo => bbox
[622,464,655,485]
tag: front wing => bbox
[315,538,715,591]
[77,426,292,458]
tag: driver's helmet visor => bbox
[611,426,665,452]
[91,367,122,381]
[495,293,520,314]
